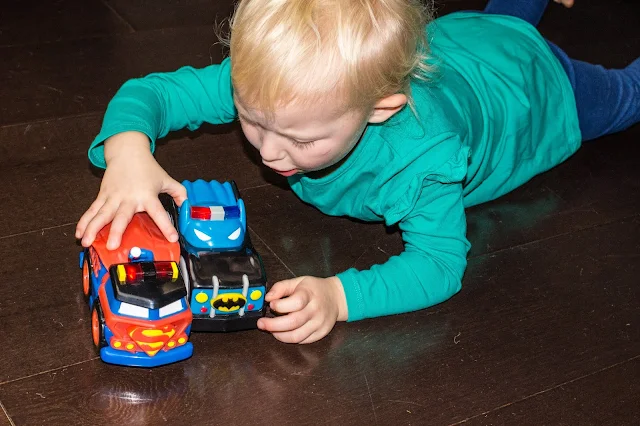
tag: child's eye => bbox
[291,139,316,149]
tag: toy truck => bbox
[80,213,193,367]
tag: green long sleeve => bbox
[88,58,235,169]
[338,178,469,321]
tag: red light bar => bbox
[154,262,178,282]
[190,206,211,220]
[116,262,178,284]
[121,263,144,283]
[190,206,238,221]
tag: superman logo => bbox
[128,325,176,357]
[212,293,246,312]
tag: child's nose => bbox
[259,134,285,162]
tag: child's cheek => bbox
[300,147,337,169]
[242,127,261,150]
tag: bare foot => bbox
[554,0,575,8]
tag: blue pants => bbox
[484,0,640,141]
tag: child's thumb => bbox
[164,179,188,206]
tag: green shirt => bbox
[88,12,581,321]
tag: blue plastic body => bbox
[99,343,193,368]
[178,180,247,254]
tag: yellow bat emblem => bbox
[212,293,246,312]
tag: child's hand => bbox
[553,0,575,8]
[75,131,187,250]
[257,276,348,344]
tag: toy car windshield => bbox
[190,251,266,288]
[109,261,187,309]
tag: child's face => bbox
[235,95,370,177]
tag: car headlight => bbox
[119,302,150,318]
[228,227,242,241]
[159,300,184,318]
[194,229,212,242]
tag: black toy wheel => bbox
[179,255,191,296]
[159,193,178,227]
[91,302,107,349]
[82,251,91,297]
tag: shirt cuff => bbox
[88,121,155,169]
[336,268,366,322]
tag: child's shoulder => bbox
[376,84,464,160]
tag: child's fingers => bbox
[258,308,311,333]
[272,321,317,344]
[270,289,309,314]
[265,277,305,302]
[81,200,118,247]
[299,325,333,344]
[106,203,136,250]
[146,197,179,243]
[76,198,106,239]
[164,178,188,207]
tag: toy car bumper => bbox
[100,342,193,367]
[191,310,264,332]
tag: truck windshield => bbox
[190,251,265,287]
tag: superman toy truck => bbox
[169,179,269,332]
[80,212,193,367]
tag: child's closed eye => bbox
[290,139,316,149]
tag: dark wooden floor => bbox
[0,1,638,425]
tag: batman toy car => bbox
[169,179,269,332]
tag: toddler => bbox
[76,0,640,344]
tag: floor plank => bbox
[465,357,640,426]
[0,0,131,47]
[0,403,11,426]
[105,0,236,31]
[343,217,639,425]
[0,25,226,126]
[466,128,640,257]
[1,217,637,425]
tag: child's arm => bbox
[337,180,469,321]
[259,145,470,343]
[76,59,236,249]
[87,59,236,169]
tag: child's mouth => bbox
[273,169,298,177]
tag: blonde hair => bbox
[225,0,434,114]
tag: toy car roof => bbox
[183,180,239,207]
[93,213,180,268]
[187,249,266,289]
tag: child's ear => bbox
[368,94,408,124]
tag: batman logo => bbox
[212,293,246,312]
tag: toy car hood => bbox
[178,180,246,252]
